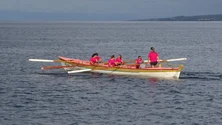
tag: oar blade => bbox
[68,69,92,74]
[29,59,63,62]
[29,59,55,62]
[166,58,187,62]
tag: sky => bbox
[0,0,222,21]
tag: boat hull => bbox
[59,56,183,79]
[89,69,181,79]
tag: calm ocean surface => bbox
[0,21,222,125]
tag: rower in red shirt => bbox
[90,53,102,65]
[135,56,143,68]
[115,54,124,66]
[90,53,98,65]
[94,53,102,63]
[108,55,117,67]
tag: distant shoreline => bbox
[132,14,222,21]
[0,12,222,21]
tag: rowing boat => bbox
[58,56,184,79]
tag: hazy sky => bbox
[0,0,222,20]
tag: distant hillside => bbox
[136,14,222,21]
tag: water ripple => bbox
[181,71,222,81]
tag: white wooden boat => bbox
[29,56,186,79]
[58,56,184,79]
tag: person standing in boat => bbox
[115,54,124,66]
[108,55,117,67]
[135,56,143,68]
[148,47,159,68]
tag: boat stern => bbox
[173,65,184,79]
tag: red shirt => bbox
[108,59,116,66]
[148,51,158,62]
[90,57,97,64]
[135,58,143,64]
[95,56,101,62]
[115,58,122,63]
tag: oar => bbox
[162,58,187,62]
[29,59,63,62]
[124,59,135,63]
[41,65,76,70]
[143,58,187,63]
[68,69,92,74]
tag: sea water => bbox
[0,21,222,125]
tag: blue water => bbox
[0,21,222,125]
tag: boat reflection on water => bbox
[148,77,158,83]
